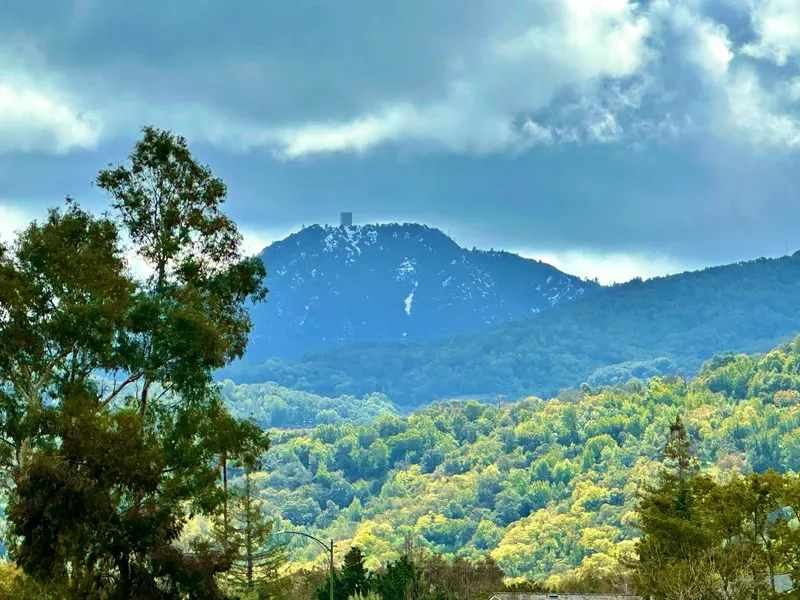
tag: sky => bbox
[1,0,799,284]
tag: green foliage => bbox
[0,560,58,599]
[0,127,269,598]
[310,546,506,600]
[635,464,800,599]
[241,339,800,588]
[229,255,800,404]
[220,381,398,429]
[213,467,288,599]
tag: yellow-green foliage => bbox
[251,339,800,587]
[0,561,54,599]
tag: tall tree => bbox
[634,415,715,598]
[339,547,369,600]
[664,415,697,485]
[213,462,287,599]
[1,127,269,599]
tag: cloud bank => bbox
[1,0,800,282]
[0,0,798,158]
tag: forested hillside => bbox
[221,337,800,588]
[228,254,800,404]
[220,380,398,429]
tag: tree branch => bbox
[100,373,143,408]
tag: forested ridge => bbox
[226,253,800,405]
[216,336,800,589]
[220,381,399,429]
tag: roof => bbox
[488,594,642,600]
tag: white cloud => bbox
[239,227,298,256]
[741,0,800,65]
[273,105,419,158]
[0,203,34,244]
[134,0,797,157]
[520,249,693,284]
[652,0,800,150]
[2,0,799,160]
[0,46,102,154]
[726,69,800,148]
[256,0,653,158]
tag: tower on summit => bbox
[340,212,353,227]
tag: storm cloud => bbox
[1,0,800,281]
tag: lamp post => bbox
[275,530,334,600]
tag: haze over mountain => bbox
[228,252,800,405]
[246,222,596,359]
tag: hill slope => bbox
[245,223,595,359]
[230,254,800,404]
[226,338,800,586]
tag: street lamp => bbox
[275,530,334,600]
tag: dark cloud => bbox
[1,0,502,122]
[1,0,800,279]
[5,132,799,270]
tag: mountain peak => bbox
[247,222,598,359]
[266,222,460,256]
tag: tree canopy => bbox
[227,337,800,589]
[0,126,270,599]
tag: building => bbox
[340,212,353,227]
[487,595,641,600]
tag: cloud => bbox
[741,0,800,65]
[521,249,695,284]
[2,0,799,159]
[649,0,800,150]
[0,203,34,244]
[263,0,653,157]
[0,46,102,154]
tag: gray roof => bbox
[488,594,642,600]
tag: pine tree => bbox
[664,415,697,483]
[214,466,287,599]
[340,547,369,600]
[633,415,715,598]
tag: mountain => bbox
[245,223,597,359]
[228,253,800,404]
[226,338,800,585]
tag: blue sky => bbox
[1,0,800,283]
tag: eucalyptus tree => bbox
[0,126,269,599]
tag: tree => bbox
[339,547,369,600]
[314,547,370,600]
[1,126,269,599]
[634,415,715,598]
[376,554,421,600]
[664,415,697,484]
[213,463,288,599]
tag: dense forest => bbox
[224,254,800,405]
[211,337,800,590]
[220,381,399,429]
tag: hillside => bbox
[220,380,398,429]
[228,254,800,404]
[218,337,800,588]
[243,223,596,359]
